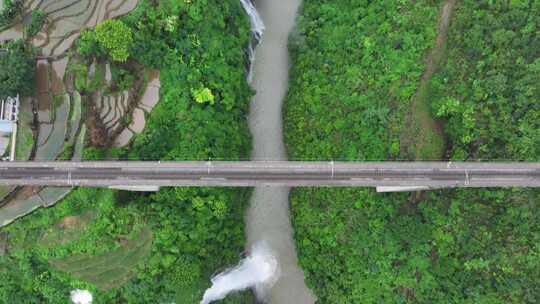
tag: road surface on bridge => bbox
[0,161,538,188]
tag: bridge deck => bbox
[0,161,538,187]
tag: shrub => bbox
[94,19,133,62]
[25,10,46,37]
[191,87,215,104]
[77,30,102,59]
[110,65,135,92]
[0,0,23,29]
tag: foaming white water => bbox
[245,0,316,301]
[201,241,279,304]
[70,289,93,304]
[239,0,265,82]
[240,0,265,39]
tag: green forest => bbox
[285,0,540,303]
[0,0,253,302]
[285,0,441,161]
[1,0,539,303]
[0,40,35,99]
[431,0,540,161]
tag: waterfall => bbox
[200,241,279,304]
[239,0,265,82]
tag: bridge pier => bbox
[376,186,430,193]
[108,185,160,192]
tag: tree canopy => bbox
[0,0,23,29]
[285,0,540,303]
[95,19,133,62]
[0,40,35,99]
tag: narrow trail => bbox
[421,0,457,83]
[402,0,457,159]
[245,0,315,303]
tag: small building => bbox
[0,95,19,122]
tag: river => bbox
[245,0,315,303]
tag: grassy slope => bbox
[0,1,253,303]
[286,0,540,303]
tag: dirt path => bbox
[245,0,315,303]
[423,0,456,80]
[401,0,457,159]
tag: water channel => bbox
[245,0,315,303]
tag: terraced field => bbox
[88,63,160,148]
[0,0,148,226]
[49,227,153,291]
[27,0,138,57]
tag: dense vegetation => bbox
[285,0,440,161]
[286,1,540,303]
[0,0,22,30]
[25,10,46,37]
[0,1,253,302]
[123,0,252,160]
[291,187,540,303]
[431,0,540,161]
[79,19,134,62]
[0,40,36,99]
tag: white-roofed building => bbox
[0,95,19,122]
[0,95,19,160]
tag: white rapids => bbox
[202,0,315,303]
[200,242,279,304]
[239,0,265,82]
[245,0,315,303]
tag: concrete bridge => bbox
[0,161,538,189]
